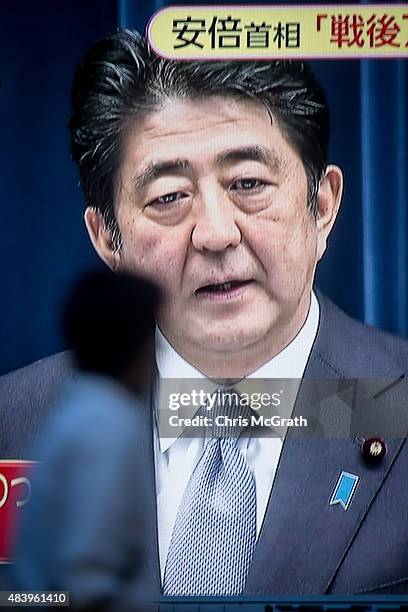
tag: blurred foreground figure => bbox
[12,269,161,612]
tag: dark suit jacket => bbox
[1,291,408,596]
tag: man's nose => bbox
[191,186,242,252]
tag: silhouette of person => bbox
[12,269,161,612]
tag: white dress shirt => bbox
[154,291,320,580]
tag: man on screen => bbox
[2,29,408,596]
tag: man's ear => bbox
[316,165,343,261]
[84,207,120,270]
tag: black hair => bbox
[70,28,330,249]
[62,268,160,377]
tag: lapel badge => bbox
[329,470,359,511]
[361,437,387,463]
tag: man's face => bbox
[87,95,341,377]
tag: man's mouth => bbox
[195,279,253,299]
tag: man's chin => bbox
[190,331,267,379]
[192,323,271,354]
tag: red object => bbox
[0,461,38,563]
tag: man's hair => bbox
[70,28,330,250]
[62,268,160,377]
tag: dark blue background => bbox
[1,0,407,375]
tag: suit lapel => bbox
[244,341,406,594]
[152,293,407,595]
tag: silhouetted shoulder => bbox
[0,352,74,458]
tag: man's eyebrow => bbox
[133,159,190,192]
[215,146,281,171]
[132,146,280,192]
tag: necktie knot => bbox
[199,387,253,440]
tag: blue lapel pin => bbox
[329,470,359,511]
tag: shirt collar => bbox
[155,291,320,453]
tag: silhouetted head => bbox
[63,269,160,392]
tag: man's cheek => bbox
[252,231,304,297]
[150,249,184,291]
[120,230,168,274]
[250,226,288,271]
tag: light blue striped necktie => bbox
[163,390,256,595]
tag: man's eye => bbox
[231,178,266,191]
[150,192,186,206]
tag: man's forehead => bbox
[131,146,283,194]
[121,95,296,176]
[141,94,268,130]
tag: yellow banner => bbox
[147,5,408,58]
